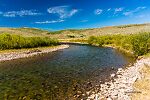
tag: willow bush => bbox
[131,33,150,55]
[0,33,59,50]
[88,32,150,56]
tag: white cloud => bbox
[136,6,146,10]
[3,10,41,17]
[47,6,78,19]
[114,7,124,13]
[107,8,111,11]
[80,20,88,22]
[35,19,65,24]
[0,12,3,14]
[94,9,103,15]
[69,9,78,17]
[123,6,146,16]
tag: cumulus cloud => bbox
[2,10,41,17]
[35,19,65,24]
[47,6,78,19]
[114,7,124,13]
[123,6,146,16]
[94,9,103,15]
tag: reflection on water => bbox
[0,45,134,99]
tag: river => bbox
[0,45,135,99]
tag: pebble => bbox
[88,58,150,100]
[0,45,69,62]
[110,73,115,77]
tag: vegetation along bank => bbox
[0,33,70,62]
[87,32,150,99]
[88,32,150,56]
[0,33,59,50]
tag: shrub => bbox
[47,31,63,34]
[88,36,104,46]
[67,34,75,38]
[88,36,98,45]
[0,33,59,50]
[88,32,150,56]
[131,33,150,55]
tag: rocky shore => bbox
[0,45,69,62]
[88,58,150,100]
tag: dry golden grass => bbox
[47,23,150,39]
[1,23,150,39]
[131,64,150,100]
[0,27,48,37]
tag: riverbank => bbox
[0,45,69,62]
[131,61,150,100]
[87,57,150,100]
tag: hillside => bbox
[0,27,49,37]
[1,23,150,39]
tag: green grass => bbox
[88,32,150,56]
[0,33,59,50]
[47,30,64,34]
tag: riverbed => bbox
[0,45,135,99]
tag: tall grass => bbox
[88,32,150,56]
[0,33,59,50]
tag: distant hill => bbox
[0,27,49,37]
[1,23,150,39]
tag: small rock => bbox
[111,73,115,77]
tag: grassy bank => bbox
[131,64,150,100]
[0,33,59,50]
[88,32,150,56]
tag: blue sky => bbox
[0,0,150,30]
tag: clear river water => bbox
[0,45,135,99]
